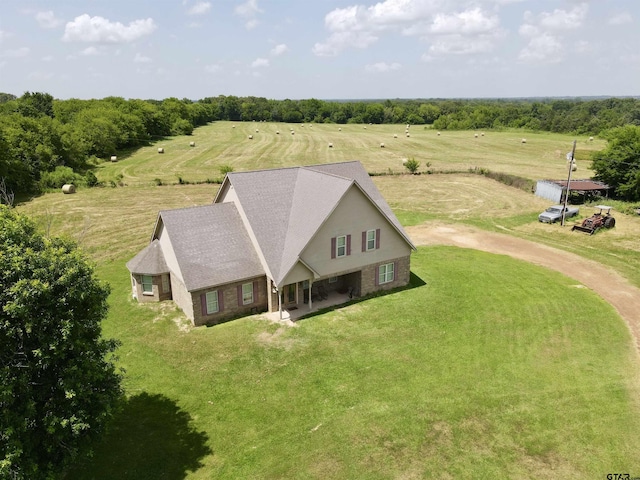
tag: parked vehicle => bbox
[538,205,579,223]
[572,205,615,235]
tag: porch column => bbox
[308,279,313,311]
[278,290,282,320]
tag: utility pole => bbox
[561,140,577,226]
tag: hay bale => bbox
[157,147,164,153]
[291,131,295,135]
[402,159,408,165]
[380,143,385,148]
[110,155,117,162]
[589,136,594,141]
[393,134,398,138]
[189,141,195,147]
[474,133,478,138]
[248,135,253,139]
[481,132,485,136]
[437,132,441,136]
[338,127,342,131]
[255,129,259,133]
[62,184,76,194]
[232,125,235,128]
[406,133,410,137]
[521,138,526,144]
[328,143,333,148]
[276,130,280,134]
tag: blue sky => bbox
[0,0,638,100]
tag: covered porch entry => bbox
[269,271,361,321]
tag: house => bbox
[127,161,416,326]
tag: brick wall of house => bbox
[192,276,268,327]
[360,255,411,296]
[132,273,172,303]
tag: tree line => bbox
[1,92,639,199]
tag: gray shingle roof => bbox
[223,161,414,285]
[126,239,169,275]
[158,203,264,292]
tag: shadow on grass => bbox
[297,270,427,321]
[69,392,212,480]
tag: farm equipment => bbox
[571,205,615,235]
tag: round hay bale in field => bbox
[380,143,385,148]
[291,131,295,135]
[62,184,76,194]
[338,127,342,131]
[110,155,117,162]
[481,132,485,136]
[437,132,441,136]
[572,162,577,172]
[393,134,398,138]
[189,141,195,147]
[276,130,280,134]
[232,125,235,128]
[248,135,253,139]
[402,159,408,165]
[328,143,333,148]
[157,147,164,153]
[364,126,367,129]
[589,136,594,141]
[406,133,411,137]
[474,133,478,138]
[521,138,527,144]
[255,129,259,133]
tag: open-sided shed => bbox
[535,179,610,203]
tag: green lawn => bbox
[67,248,640,479]
[14,123,640,478]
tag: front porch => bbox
[264,287,355,322]
[267,271,361,322]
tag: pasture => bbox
[15,123,640,478]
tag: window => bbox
[366,229,376,251]
[242,282,253,305]
[331,235,351,259]
[328,276,338,283]
[336,235,347,257]
[206,291,219,314]
[162,274,170,293]
[378,263,394,285]
[141,275,153,294]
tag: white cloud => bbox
[429,8,499,35]
[187,2,211,15]
[538,3,588,31]
[315,1,504,57]
[251,57,269,68]
[0,47,29,58]
[42,55,54,62]
[80,46,101,56]
[63,14,157,43]
[365,61,401,73]
[429,34,498,55]
[608,12,632,26]
[270,44,288,56]
[134,52,152,63]
[235,0,262,29]
[204,64,221,73]
[313,30,378,57]
[36,11,62,29]
[235,0,262,18]
[518,33,563,63]
[0,30,11,43]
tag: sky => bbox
[0,0,638,101]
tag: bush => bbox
[404,158,420,175]
[39,166,83,190]
[84,170,99,187]
[219,165,234,175]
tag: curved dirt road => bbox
[406,222,640,354]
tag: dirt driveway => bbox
[406,222,640,353]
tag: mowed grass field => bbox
[15,123,640,478]
[95,121,605,186]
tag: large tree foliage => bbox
[0,206,122,479]
[591,125,640,201]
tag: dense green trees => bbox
[591,125,640,200]
[0,206,123,479]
